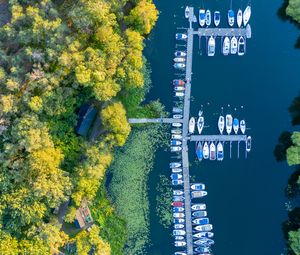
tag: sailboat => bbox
[196,142,203,161]
[205,10,211,26]
[230,36,238,54]
[185,6,190,19]
[233,118,239,134]
[209,142,216,160]
[223,36,230,56]
[218,116,225,134]
[189,117,196,133]
[203,142,209,159]
[214,11,221,27]
[199,9,206,27]
[237,9,243,27]
[228,9,235,27]
[243,5,251,26]
[240,120,246,134]
[217,142,224,161]
[226,114,233,134]
[238,36,246,56]
[197,111,204,134]
[207,36,215,57]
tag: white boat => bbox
[173,190,184,195]
[175,92,185,97]
[172,180,183,185]
[223,36,230,56]
[233,118,239,134]
[209,142,216,160]
[214,11,220,27]
[191,183,205,191]
[174,224,185,229]
[193,232,214,238]
[243,5,251,26]
[174,241,186,247]
[170,162,181,168]
[238,36,245,56]
[189,117,196,133]
[192,211,207,217]
[230,36,238,54]
[246,23,252,38]
[171,146,182,152]
[194,238,215,246]
[173,114,183,119]
[172,134,182,139]
[207,36,215,57]
[175,33,187,40]
[218,116,225,134]
[174,218,185,224]
[172,123,182,128]
[217,142,224,161]
[171,129,182,134]
[199,9,206,27]
[174,86,185,92]
[174,57,185,63]
[246,136,252,152]
[191,203,206,211]
[228,9,235,27]
[194,224,213,232]
[240,120,246,134]
[197,111,204,134]
[237,9,243,27]
[173,230,186,236]
[225,114,233,134]
[185,6,190,19]
[174,51,187,57]
[191,191,208,198]
[171,140,182,146]
[174,236,184,241]
[205,10,211,26]
[174,63,186,69]
[203,142,209,159]
[172,168,182,173]
[192,217,209,225]
[173,213,185,218]
[175,252,187,255]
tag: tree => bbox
[289,229,300,254]
[287,132,300,166]
[287,0,300,23]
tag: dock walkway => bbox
[128,118,183,124]
[190,135,247,142]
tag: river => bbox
[144,0,300,254]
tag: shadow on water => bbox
[289,93,300,125]
[274,131,292,162]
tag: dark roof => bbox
[75,104,98,136]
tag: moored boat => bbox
[173,207,184,213]
[171,129,182,134]
[192,217,209,225]
[171,140,182,146]
[233,118,239,134]
[174,241,186,247]
[228,9,235,26]
[207,36,215,57]
[174,86,185,92]
[240,120,246,134]
[172,201,184,207]
[205,10,211,26]
[194,224,213,232]
[209,142,216,160]
[172,180,183,186]
[246,136,252,152]
[194,238,215,246]
[172,134,182,139]
[195,246,211,253]
[218,115,225,134]
[174,224,185,229]
[189,117,196,133]
[172,168,182,173]
[193,231,214,238]
[230,36,238,54]
[203,142,209,159]
[175,92,184,97]
[214,11,220,27]
[196,142,203,161]
[174,235,185,241]
[173,190,184,196]
[174,63,186,69]
[175,33,187,40]
[175,51,187,57]
[238,36,245,56]
[171,146,182,152]
[174,57,186,63]
[174,218,185,224]
[173,79,185,86]
[170,162,181,168]
[171,173,182,180]
[191,203,206,211]
[217,142,224,161]
[237,9,243,27]
[175,252,187,255]
[226,114,233,134]
[246,23,252,38]
[192,210,207,217]
[173,229,186,236]
[173,213,185,218]
[191,191,208,198]
[199,9,206,27]
[173,114,183,119]
[197,111,204,134]
[172,122,182,128]
[223,36,230,56]
[243,5,251,26]
[191,183,205,191]
[185,6,190,19]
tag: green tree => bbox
[287,0,300,23]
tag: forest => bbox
[0,0,159,254]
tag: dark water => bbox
[144,0,300,254]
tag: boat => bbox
[172,123,182,128]
[172,168,182,173]
[174,241,186,247]
[217,142,224,161]
[173,114,183,119]
[207,36,215,57]
[203,142,209,159]
[173,213,185,218]
[246,23,252,38]
[218,116,225,134]
[189,117,196,133]
[175,51,187,57]
[185,6,190,19]
[192,218,209,225]
[192,211,207,217]
[222,36,230,56]
[172,180,183,185]
[175,251,187,255]
[243,5,251,26]
[175,92,185,97]
[172,134,182,140]
[173,190,184,196]
[240,120,246,134]
[173,79,185,86]
[196,142,203,161]
[173,230,186,236]
[171,146,182,152]
[209,142,216,160]
[193,231,214,238]
[172,201,184,207]
[173,107,183,113]
[228,9,235,26]
[205,10,211,26]
[214,11,220,27]
[197,111,204,134]
[171,129,182,134]
[171,174,182,180]
[194,238,215,246]
[246,136,252,152]
[174,218,185,224]
[171,140,182,146]
[174,63,186,69]
[237,9,243,27]
[174,235,185,241]
[199,9,206,27]
[175,33,187,40]
[233,118,239,134]
[225,114,233,134]
[170,162,181,168]
[173,195,184,202]
[174,86,185,91]
[191,203,206,211]
[194,224,213,232]
[191,191,208,198]
[174,57,186,63]
[191,183,205,191]
[195,246,211,253]
[238,36,245,56]
[230,36,238,54]
[174,224,185,229]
